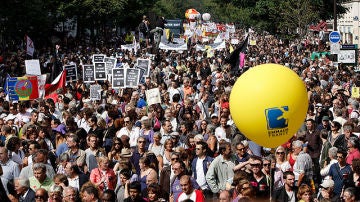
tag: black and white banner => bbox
[136,59,151,77]
[90,84,102,100]
[64,64,77,82]
[112,68,125,88]
[124,68,140,88]
[94,62,106,81]
[92,54,105,63]
[83,65,95,83]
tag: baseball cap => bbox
[320,179,334,188]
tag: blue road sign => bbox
[329,31,341,43]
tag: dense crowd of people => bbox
[0,22,360,202]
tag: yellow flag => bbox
[229,44,234,53]
[352,87,360,98]
[206,45,214,58]
[165,29,170,40]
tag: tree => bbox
[278,0,319,35]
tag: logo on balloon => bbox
[265,106,289,137]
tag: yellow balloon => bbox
[230,64,308,148]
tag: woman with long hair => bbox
[148,132,163,156]
[37,127,54,151]
[139,118,154,147]
[139,157,157,191]
[346,158,360,196]
[273,146,291,189]
[159,139,174,168]
[147,183,165,202]
[206,134,218,157]
[107,137,123,164]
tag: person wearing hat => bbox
[209,113,220,129]
[317,179,340,201]
[316,116,331,131]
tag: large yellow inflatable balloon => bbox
[230,64,308,148]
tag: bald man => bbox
[177,175,205,202]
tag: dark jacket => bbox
[22,188,36,202]
[305,129,322,158]
[159,165,171,199]
[79,173,89,189]
[272,186,297,202]
[191,156,213,180]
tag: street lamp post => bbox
[334,0,337,31]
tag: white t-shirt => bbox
[195,158,206,189]
[68,176,80,190]
[177,191,197,202]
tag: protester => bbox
[1,19,360,202]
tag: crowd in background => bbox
[0,24,360,202]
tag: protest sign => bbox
[112,68,125,88]
[94,62,106,80]
[83,65,95,83]
[6,76,39,101]
[25,59,41,76]
[146,88,161,106]
[92,54,105,63]
[37,74,47,98]
[124,68,140,88]
[105,62,114,76]
[64,64,77,82]
[136,59,151,77]
[90,84,102,100]
[352,87,360,98]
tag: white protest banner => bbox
[90,84,102,100]
[94,62,106,81]
[330,43,341,54]
[124,68,140,88]
[64,64,77,82]
[112,68,125,89]
[146,88,161,106]
[37,74,47,98]
[25,59,41,76]
[136,59,151,77]
[83,65,95,83]
[104,57,116,75]
[92,54,105,63]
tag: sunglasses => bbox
[263,163,270,166]
[237,148,245,151]
[171,158,179,161]
[336,155,344,159]
[250,163,261,167]
[114,142,121,145]
[138,141,146,143]
[276,152,285,155]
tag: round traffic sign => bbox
[329,31,341,43]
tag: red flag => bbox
[45,70,66,101]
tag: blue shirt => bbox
[56,142,68,157]
[137,98,147,108]
[328,163,352,195]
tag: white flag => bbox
[133,36,138,54]
[26,35,35,56]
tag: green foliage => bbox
[0,0,349,46]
